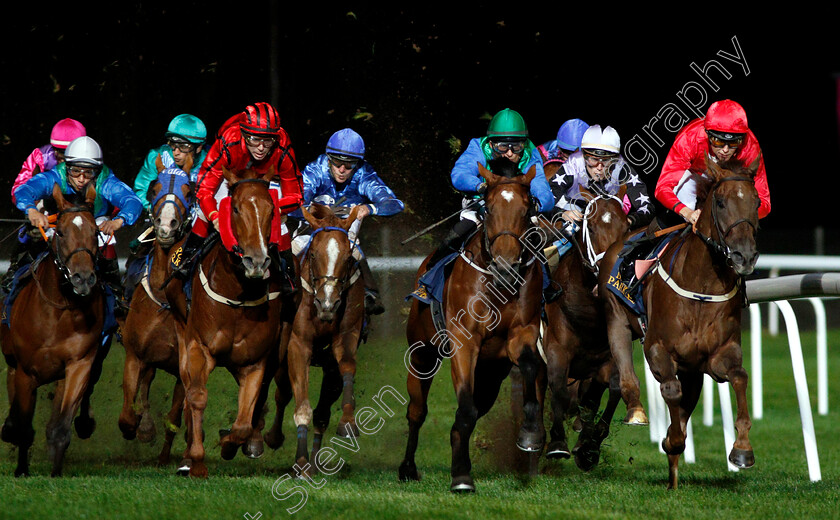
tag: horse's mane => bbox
[696,157,754,207]
[486,157,521,179]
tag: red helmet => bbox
[239,102,282,137]
[704,99,749,136]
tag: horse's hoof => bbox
[545,440,571,460]
[175,459,191,476]
[398,460,420,482]
[450,475,475,493]
[729,448,755,469]
[74,416,96,439]
[156,452,172,467]
[242,438,264,459]
[336,422,360,439]
[14,467,29,478]
[622,408,649,426]
[189,463,209,479]
[574,447,601,472]
[516,430,545,453]
[572,417,583,433]
[137,419,157,444]
[264,429,285,450]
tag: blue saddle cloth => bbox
[405,252,459,305]
[605,229,679,316]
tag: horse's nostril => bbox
[89,274,97,286]
[170,219,178,229]
[71,273,82,285]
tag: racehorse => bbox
[399,160,545,492]
[599,156,761,489]
[0,184,104,476]
[284,202,366,471]
[165,166,287,478]
[539,184,631,470]
[118,166,192,465]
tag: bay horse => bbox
[165,166,288,478]
[599,156,761,489]
[539,184,631,471]
[399,160,544,493]
[118,166,192,464]
[0,183,103,476]
[283,202,366,471]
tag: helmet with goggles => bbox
[326,128,365,160]
[704,99,748,138]
[64,136,103,169]
[556,118,589,152]
[580,125,620,157]
[239,102,282,138]
[166,114,207,145]
[486,108,528,141]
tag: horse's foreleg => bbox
[335,346,359,440]
[399,340,439,483]
[136,367,158,443]
[710,343,754,469]
[449,350,479,493]
[4,368,38,477]
[75,334,113,439]
[311,362,342,467]
[288,333,314,472]
[221,361,267,461]
[265,360,292,450]
[545,349,572,460]
[516,345,545,454]
[572,373,612,472]
[181,337,215,478]
[158,378,185,466]
[646,341,683,489]
[118,349,145,441]
[605,297,646,425]
[48,359,93,477]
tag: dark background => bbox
[1,5,838,256]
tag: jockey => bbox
[290,128,404,316]
[534,118,589,166]
[2,118,87,293]
[544,125,655,301]
[134,114,208,211]
[13,136,144,315]
[173,102,303,292]
[654,99,770,228]
[424,108,555,271]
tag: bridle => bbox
[51,206,99,283]
[694,175,758,266]
[480,179,538,273]
[150,171,193,241]
[226,178,272,260]
[299,225,361,297]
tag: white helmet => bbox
[64,136,103,168]
[580,125,620,155]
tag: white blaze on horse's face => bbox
[249,196,269,258]
[158,194,178,235]
[601,212,612,224]
[324,237,340,302]
[500,190,514,203]
[73,216,84,229]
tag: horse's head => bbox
[479,159,537,288]
[149,168,193,248]
[51,183,99,297]
[578,185,630,266]
[697,155,761,275]
[223,166,276,279]
[300,202,362,322]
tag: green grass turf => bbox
[0,325,838,520]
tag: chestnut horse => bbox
[165,167,287,478]
[599,156,761,489]
[400,161,544,493]
[0,184,103,476]
[540,184,631,470]
[283,203,366,471]
[118,167,193,464]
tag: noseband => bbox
[481,179,538,270]
[695,175,758,263]
[151,171,193,240]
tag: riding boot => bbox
[358,257,384,316]
[542,263,563,303]
[271,246,298,296]
[171,231,205,279]
[1,240,34,295]
[99,256,128,318]
[425,219,477,272]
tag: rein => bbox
[694,175,758,263]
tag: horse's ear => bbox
[746,152,762,179]
[343,205,363,230]
[705,155,724,181]
[263,165,276,183]
[183,154,194,175]
[84,183,97,207]
[301,204,321,229]
[523,164,537,185]
[155,154,165,173]
[478,162,498,186]
[52,183,69,212]
[222,166,236,184]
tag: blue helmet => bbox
[325,128,365,160]
[166,114,207,144]
[556,119,589,152]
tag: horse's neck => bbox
[670,230,739,292]
[150,242,173,295]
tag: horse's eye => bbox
[716,197,725,209]
[232,205,239,214]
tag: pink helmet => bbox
[50,118,87,149]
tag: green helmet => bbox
[486,108,528,140]
[166,114,207,144]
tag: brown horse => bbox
[539,184,631,470]
[283,203,366,471]
[0,184,103,476]
[399,160,544,492]
[165,167,287,478]
[599,156,761,489]
[118,167,193,464]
